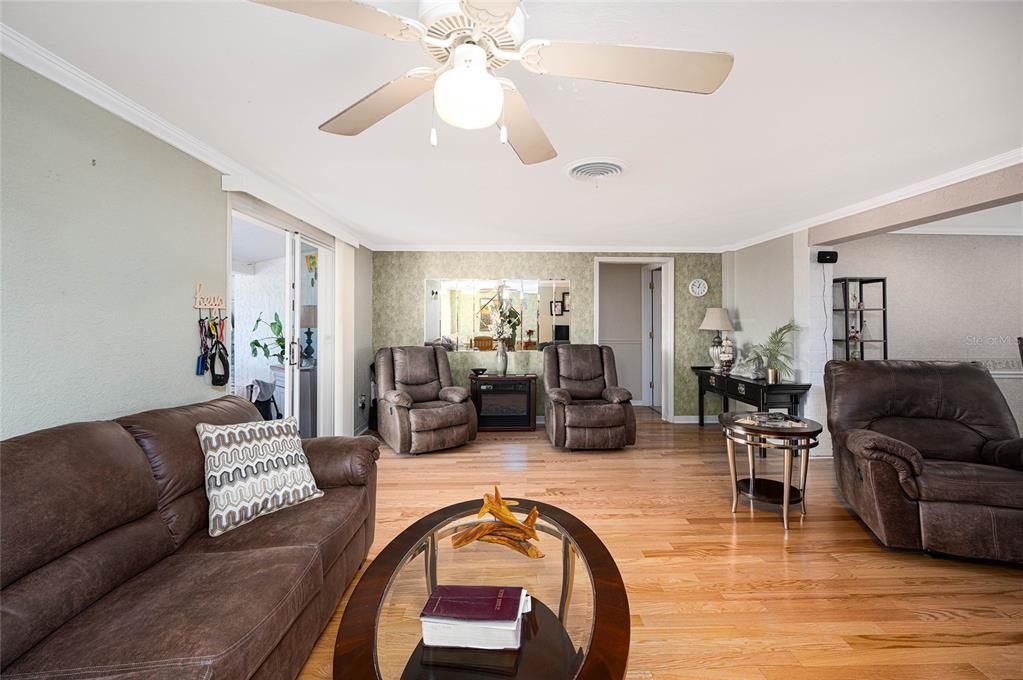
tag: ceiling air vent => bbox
[567,158,626,182]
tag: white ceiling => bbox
[898,201,1022,235]
[2,1,1021,250]
[232,214,287,265]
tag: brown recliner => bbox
[543,344,637,450]
[825,360,1023,563]
[375,346,478,455]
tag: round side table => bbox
[718,412,823,529]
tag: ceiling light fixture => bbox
[433,43,504,130]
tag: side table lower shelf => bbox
[737,478,803,505]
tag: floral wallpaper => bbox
[372,251,722,416]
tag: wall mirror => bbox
[424,279,571,351]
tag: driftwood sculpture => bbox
[452,487,544,559]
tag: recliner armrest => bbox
[546,388,572,405]
[381,390,413,408]
[439,386,469,404]
[981,437,1023,471]
[602,386,632,404]
[845,429,923,497]
[302,435,380,487]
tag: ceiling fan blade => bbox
[320,67,438,136]
[519,40,734,94]
[459,0,520,29]
[497,79,557,165]
[251,0,424,42]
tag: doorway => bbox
[230,211,334,437]
[593,257,675,422]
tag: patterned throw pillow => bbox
[196,417,323,537]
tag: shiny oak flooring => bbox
[298,408,1022,680]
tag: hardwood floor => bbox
[298,408,1022,680]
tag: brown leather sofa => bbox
[374,346,478,455]
[825,360,1022,563]
[543,344,637,450]
[0,395,380,679]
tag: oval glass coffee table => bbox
[333,499,630,679]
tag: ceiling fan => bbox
[252,0,734,164]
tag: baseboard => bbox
[670,415,703,424]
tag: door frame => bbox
[593,256,675,422]
[641,264,663,411]
[229,196,339,435]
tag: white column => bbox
[791,229,834,456]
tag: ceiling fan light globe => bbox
[433,44,504,130]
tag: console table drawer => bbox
[702,373,724,390]
[728,380,763,403]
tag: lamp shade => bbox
[434,44,504,130]
[699,307,733,332]
[301,305,318,329]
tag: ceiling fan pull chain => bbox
[430,93,439,147]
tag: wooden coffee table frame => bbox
[333,499,630,680]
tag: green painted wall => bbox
[372,251,722,416]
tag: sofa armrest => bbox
[981,437,1023,471]
[381,390,413,408]
[845,429,924,498]
[547,388,573,405]
[602,386,632,404]
[302,435,380,487]
[439,386,469,404]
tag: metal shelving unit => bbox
[833,277,888,361]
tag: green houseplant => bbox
[250,312,286,364]
[748,320,799,383]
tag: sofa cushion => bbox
[555,344,606,399]
[565,402,625,428]
[3,547,322,680]
[392,346,442,402]
[916,460,1023,509]
[409,402,471,432]
[179,486,369,575]
[117,395,263,547]
[0,421,174,668]
[870,416,986,463]
[197,417,323,537]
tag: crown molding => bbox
[895,225,1021,236]
[361,242,727,253]
[0,23,365,248]
[725,148,1023,252]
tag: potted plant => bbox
[250,312,287,364]
[748,320,799,384]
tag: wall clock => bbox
[688,278,709,297]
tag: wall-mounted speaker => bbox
[816,250,838,264]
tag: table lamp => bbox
[699,308,734,372]
[301,305,317,366]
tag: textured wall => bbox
[728,233,796,351]
[836,232,1023,430]
[372,251,722,416]
[1,58,228,437]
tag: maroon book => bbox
[420,586,524,623]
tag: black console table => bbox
[691,366,811,426]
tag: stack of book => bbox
[419,585,532,675]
